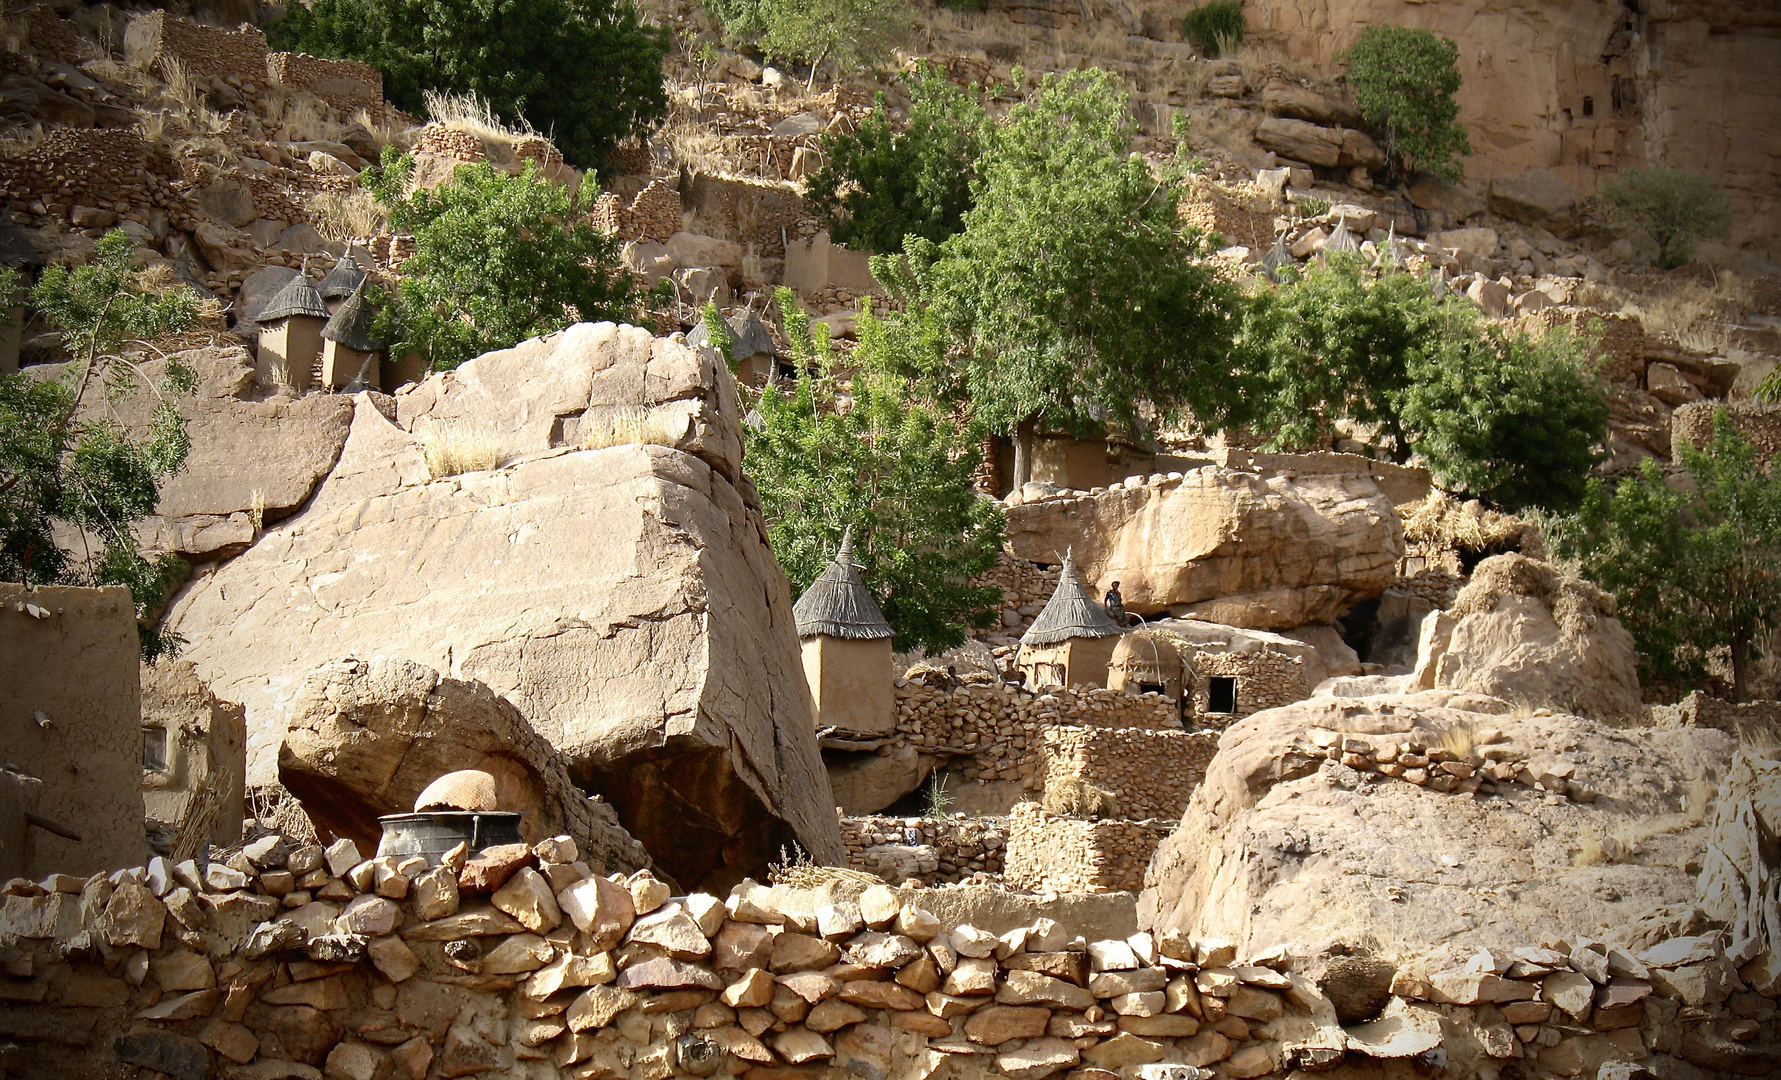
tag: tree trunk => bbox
[1731,625,1751,704]
[1011,416,1038,493]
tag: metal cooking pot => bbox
[375,810,524,865]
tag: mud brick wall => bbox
[1003,803,1173,893]
[1041,727,1219,821]
[0,831,1775,1080]
[266,52,383,114]
[840,816,1007,884]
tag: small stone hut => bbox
[794,529,896,736]
[1108,628,1193,720]
[320,281,383,390]
[252,272,329,391]
[1016,551,1127,690]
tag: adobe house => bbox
[252,271,329,391]
[793,529,896,736]
[1017,551,1127,690]
[320,280,383,390]
[139,661,247,858]
[1108,628,1193,722]
[690,307,780,386]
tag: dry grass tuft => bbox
[309,188,388,242]
[1438,720,1477,759]
[1636,271,1753,355]
[268,89,349,144]
[1401,491,1532,552]
[662,122,738,177]
[425,89,537,156]
[579,405,688,450]
[0,123,45,160]
[418,421,501,477]
[1449,553,1616,643]
[1043,777,1120,819]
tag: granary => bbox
[1017,551,1127,691]
[1108,627,1193,721]
[793,528,896,735]
[317,254,368,314]
[252,271,329,391]
[690,307,781,386]
[320,279,383,390]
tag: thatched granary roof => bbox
[256,274,330,323]
[318,257,368,299]
[1324,219,1359,255]
[689,308,778,364]
[322,281,381,352]
[1022,550,1126,647]
[793,528,893,641]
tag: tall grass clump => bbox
[1182,0,1244,58]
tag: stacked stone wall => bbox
[593,180,682,244]
[1178,179,1277,252]
[1003,803,1173,893]
[0,129,177,230]
[1647,691,1781,735]
[891,678,1179,791]
[1671,401,1781,465]
[412,125,487,162]
[839,816,1006,884]
[1041,728,1219,821]
[266,51,383,114]
[0,834,1774,1080]
[1530,307,1647,385]
[682,174,802,260]
[16,4,83,64]
[972,553,1061,643]
[1188,651,1307,720]
[125,11,270,103]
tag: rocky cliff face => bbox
[1230,0,1781,260]
[163,324,843,890]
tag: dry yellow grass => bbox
[579,405,688,450]
[308,188,388,242]
[418,421,501,477]
[425,89,537,154]
[1043,777,1120,819]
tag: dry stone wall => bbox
[839,816,1007,885]
[1004,804,1175,894]
[1186,652,1307,722]
[0,827,1775,1080]
[592,181,682,244]
[1672,401,1781,465]
[123,10,271,106]
[266,52,383,114]
[0,128,176,223]
[1647,692,1781,736]
[891,677,1179,790]
[1040,729,1219,822]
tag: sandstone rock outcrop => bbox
[1697,748,1781,967]
[1139,690,1737,960]
[277,656,654,876]
[1004,469,1401,630]
[1418,554,1642,721]
[164,323,841,889]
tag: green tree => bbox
[804,63,986,254]
[1343,25,1471,180]
[1244,256,1606,512]
[1400,322,1608,513]
[883,69,1244,488]
[1180,0,1244,58]
[368,151,640,371]
[268,0,667,170]
[719,0,909,87]
[747,292,1004,652]
[1557,412,1781,701]
[1599,166,1731,270]
[1,231,202,660]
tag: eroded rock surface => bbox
[165,324,841,889]
[1005,469,1401,629]
[278,656,653,876]
[1139,690,1738,961]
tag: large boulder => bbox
[163,323,842,889]
[1697,748,1781,966]
[278,656,654,876]
[1418,554,1642,721]
[1486,168,1579,237]
[1254,117,1343,167]
[1138,690,1739,959]
[1004,469,1402,630]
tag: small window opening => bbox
[1582,96,1595,117]
[142,726,168,772]
[1138,682,1165,696]
[1208,677,1237,714]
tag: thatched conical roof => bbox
[318,256,368,299]
[1323,218,1359,255]
[793,528,893,640]
[1260,233,1293,282]
[256,273,329,323]
[321,280,381,352]
[1022,550,1126,647]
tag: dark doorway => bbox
[1208,677,1237,714]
